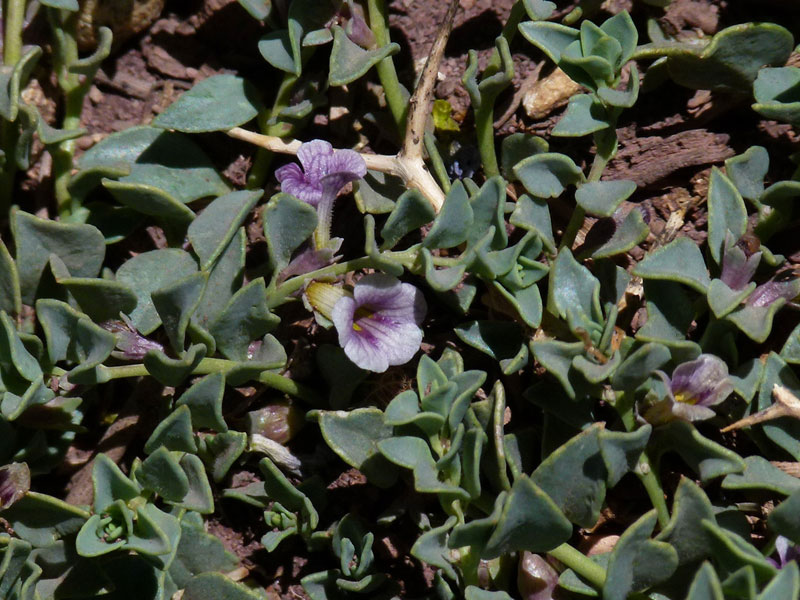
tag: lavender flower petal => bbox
[346,13,376,49]
[332,274,427,373]
[643,356,733,425]
[720,245,761,291]
[774,535,800,568]
[671,354,733,408]
[276,140,367,209]
[747,277,800,308]
[297,139,334,178]
[0,462,30,509]
[276,163,324,206]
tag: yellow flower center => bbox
[352,306,374,331]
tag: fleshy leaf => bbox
[0,238,21,316]
[510,194,555,252]
[380,189,435,250]
[144,405,198,454]
[423,181,474,249]
[686,562,724,600]
[531,424,607,528]
[210,278,279,362]
[143,343,207,387]
[749,353,800,460]
[309,408,398,488]
[481,475,572,557]
[725,146,769,202]
[188,190,262,271]
[102,179,196,225]
[378,436,469,500]
[604,510,678,600]
[552,94,609,137]
[116,249,198,335]
[590,208,649,259]
[514,153,584,198]
[548,248,602,338]
[35,299,115,384]
[633,237,711,293]
[707,168,747,266]
[0,492,88,548]
[652,421,745,482]
[722,456,800,496]
[328,26,399,86]
[74,126,229,204]
[183,572,265,600]
[656,477,717,565]
[455,320,529,375]
[501,133,549,181]
[660,23,793,90]
[575,180,636,218]
[154,75,263,132]
[753,67,800,127]
[175,372,228,433]
[12,209,105,304]
[152,272,208,354]
[263,193,318,274]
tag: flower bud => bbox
[0,462,30,509]
[245,400,304,445]
[517,552,559,600]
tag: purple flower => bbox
[101,318,164,360]
[0,462,30,509]
[275,140,366,208]
[720,234,761,291]
[643,354,733,424]
[331,274,427,373]
[768,536,800,569]
[746,276,800,308]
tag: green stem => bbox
[475,101,500,178]
[247,72,300,190]
[423,132,451,193]
[95,359,319,403]
[3,0,26,65]
[267,256,374,308]
[548,543,606,589]
[0,0,27,213]
[559,128,615,250]
[637,453,671,529]
[484,1,525,76]
[367,0,407,134]
[618,391,671,529]
[49,9,90,218]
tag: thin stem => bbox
[0,0,27,213]
[484,1,526,77]
[247,72,300,190]
[618,391,671,529]
[475,101,499,177]
[3,0,26,65]
[48,9,100,218]
[548,543,606,589]
[267,256,374,308]
[559,129,615,251]
[94,358,319,403]
[637,454,671,529]
[423,132,451,193]
[367,0,407,134]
